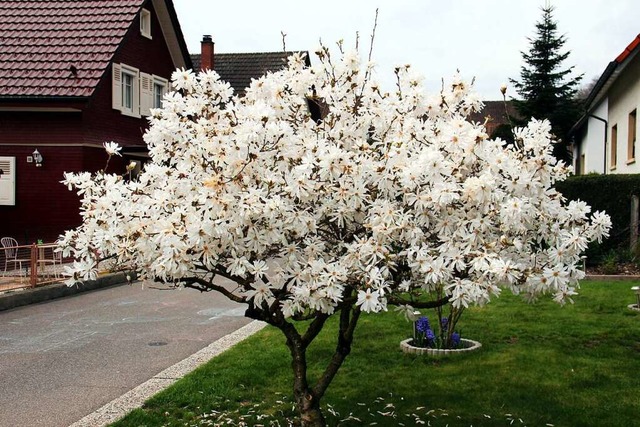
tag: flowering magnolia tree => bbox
[60,45,610,426]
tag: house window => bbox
[112,63,140,118]
[122,72,134,110]
[611,124,618,169]
[140,8,151,39]
[140,73,168,116]
[629,109,637,164]
[113,64,167,117]
[153,81,165,108]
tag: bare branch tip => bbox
[368,8,380,62]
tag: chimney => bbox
[200,35,214,71]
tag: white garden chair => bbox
[1,237,29,276]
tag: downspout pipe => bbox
[588,114,608,175]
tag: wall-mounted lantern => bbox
[32,149,43,167]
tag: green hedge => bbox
[555,174,640,262]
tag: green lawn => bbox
[112,281,640,426]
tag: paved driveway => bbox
[0,281,251,427]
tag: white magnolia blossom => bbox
[103,141,122,157]
[60,48,611,318]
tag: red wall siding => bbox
[0,145,130,243]
[0,145,83,243]
[0,2,180,242]
[0,112,85,242]
[0,111,84,145]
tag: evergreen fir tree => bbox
[510,5,583,163]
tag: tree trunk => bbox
[234,275,446,425]
[297,393,326,427]
[284,306,361,426]
[287,334,327,427]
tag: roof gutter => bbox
[0,96,89,102]
[0,96,89,111]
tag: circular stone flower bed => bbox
[400,338,482,357]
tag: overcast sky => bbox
[172,0,639,100]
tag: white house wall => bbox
[578,100,608,174]
[608,52,640,174]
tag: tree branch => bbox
[212,264,252,289]
[312,305,361,399]
[387,294,451,309]
[301,313,329,347]
[181,276,247,304]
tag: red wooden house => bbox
[0,0,192,243]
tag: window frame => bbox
[152,76,168,109]
[112,63,141,118]
[120,65,140,118]
[140,8,152,39]
[122,72,134,110]
[611,124,617,170]
[153,81,164,109]
[628,109,637,165]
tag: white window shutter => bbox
[0,157,16,206]
[140,72,153,116]
[112,63,122,111]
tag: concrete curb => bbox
[69,320,267,427]
[0,272,135,312]
[584,275,640,281]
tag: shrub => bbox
[556,174,640,263]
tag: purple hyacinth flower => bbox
[440,317,449,331]
[426,328,436,344]
[452,332,461,347]
[416,316,430,333]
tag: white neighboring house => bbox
[572,34,640,175]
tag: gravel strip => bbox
[69,320,267,427]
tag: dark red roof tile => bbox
[190,51,311,94]
[0,0,145,98]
